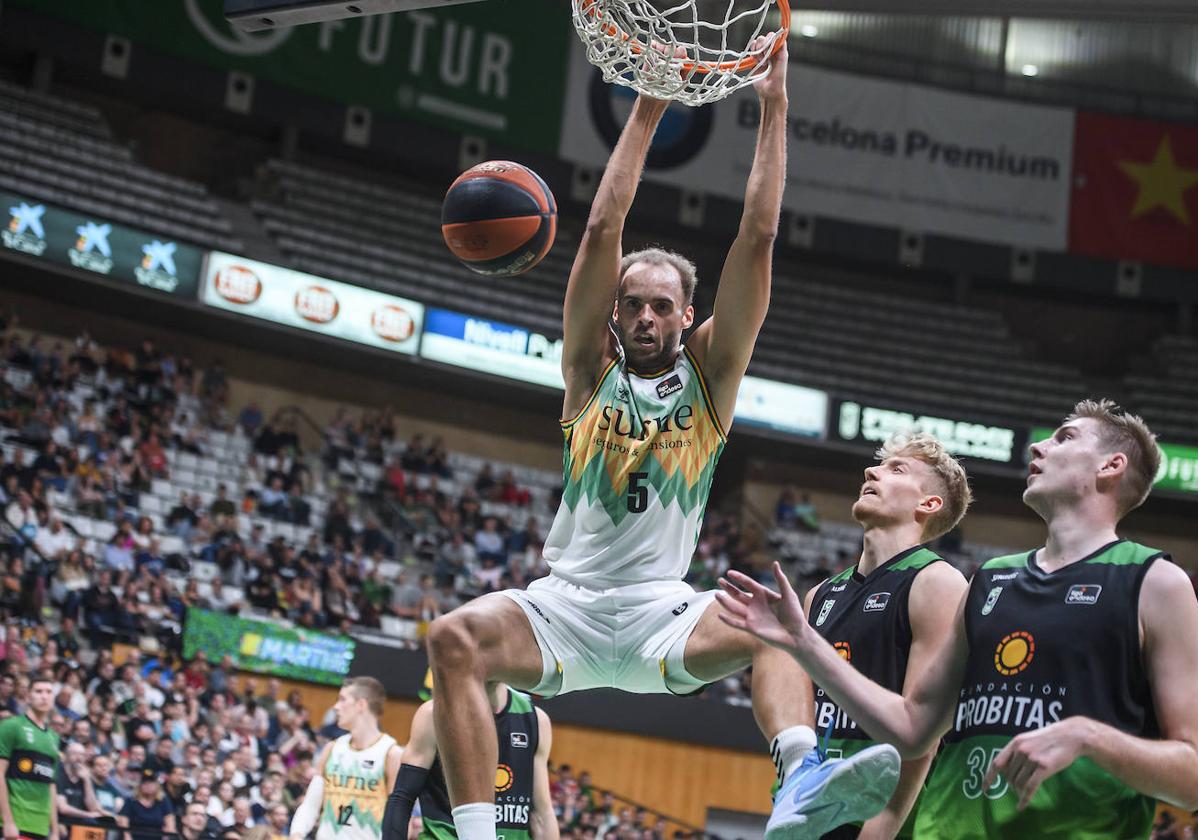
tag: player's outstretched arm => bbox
[718,562,967,758]
[561,93,669,412]
[382,702,437,840]
[530,708,559,840]
[688,38,788,422]
[985,559,1198,811]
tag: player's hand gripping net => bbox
[572,0,791,106]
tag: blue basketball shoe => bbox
[765,742,901,840]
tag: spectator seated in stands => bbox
[473,516,506,566]
[257,477,288,521]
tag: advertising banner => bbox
[183,608,354,685]
[835,399,1021,465]
[1032,427,1198,495]
[12,0,570,153]
[419,308,564,388]
[560,52,1075,249]
[202,251,423,354]
[735,376,827,439]
[1,190,202,296]
[1070,112,1198,270]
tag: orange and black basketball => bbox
[441,160,557,277]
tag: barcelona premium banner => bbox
[11,0,571,154]
[183,607,354,685]
[1,190,202,296]
[202,251,424,354]
[1070,112,1198,270]
[560,52,1075,250]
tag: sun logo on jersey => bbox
[17,758,32,774]
[495,764,514,793]
[833,641,851,661]
[994,631,1035,676]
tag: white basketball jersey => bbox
[316,733,398,840]
[545,347,726,587]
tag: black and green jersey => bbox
[0,713,60,837]
[916,540,1164,840]
[420,690,539,840]
[808,546,947,840]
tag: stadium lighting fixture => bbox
[1021,64,1039,76]
[800,24,819,36]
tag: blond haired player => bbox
[718,400,1198,839]
[799,433,970,839]
[290,678,403,840]
[426,37,898,840]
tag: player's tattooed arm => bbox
[530,708,559,840]
[688,40,789,425]
[985,559,1198,811]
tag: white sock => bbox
[452,803,496,840]
[770,725,818,782]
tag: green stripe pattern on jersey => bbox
[0,714,60,836]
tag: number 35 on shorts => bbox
[962,746,1009,800]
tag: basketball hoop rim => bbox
[575,0,791,77]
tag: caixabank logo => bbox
[135,240,181,292]
[589,72,713,171]
[3,202,47,256]
[68,221,114,275]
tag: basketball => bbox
[441,160,557,277]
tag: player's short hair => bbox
[1064,399,1160,516]
[344,676,386,719]
[29,676,54,690]
[877,432,973,542]
[619,247,698,307]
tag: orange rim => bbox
[576,0,790,76]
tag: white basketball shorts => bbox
[498,574,717,698]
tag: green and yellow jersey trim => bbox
[681,345,727,443]
[560,357,620,430]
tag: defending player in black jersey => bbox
[718,399,1198,839]
[382,684,556,840]
[800,433,970,839]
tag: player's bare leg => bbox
[426,594,544,840]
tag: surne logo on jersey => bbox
[1065,584,1102,605]
[862,592,891,612]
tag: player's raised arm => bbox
[719,561,968,758]
[561,92,669,414]
[688,39,788,423]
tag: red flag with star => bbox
[1070,111,1198,269]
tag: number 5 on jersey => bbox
[627,471,649,513]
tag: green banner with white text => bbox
[10,0,570,153]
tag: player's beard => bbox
[617,321,682,374]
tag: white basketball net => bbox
[571,0,788,107]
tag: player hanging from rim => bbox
[0,676,59,840]
[425,37,899,840]
[801,433,970,840]
[717,399,1198,839]
[381,682,556,840]
[290,678,403,840]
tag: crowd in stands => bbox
[0,306,750,839]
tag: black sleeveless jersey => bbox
[807,546,948,840]
[420,690,539,840]
[916,539,1166,840]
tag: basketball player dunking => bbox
[290,678,404,840]
[719,400,1198,839]
[426,40,899,840]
